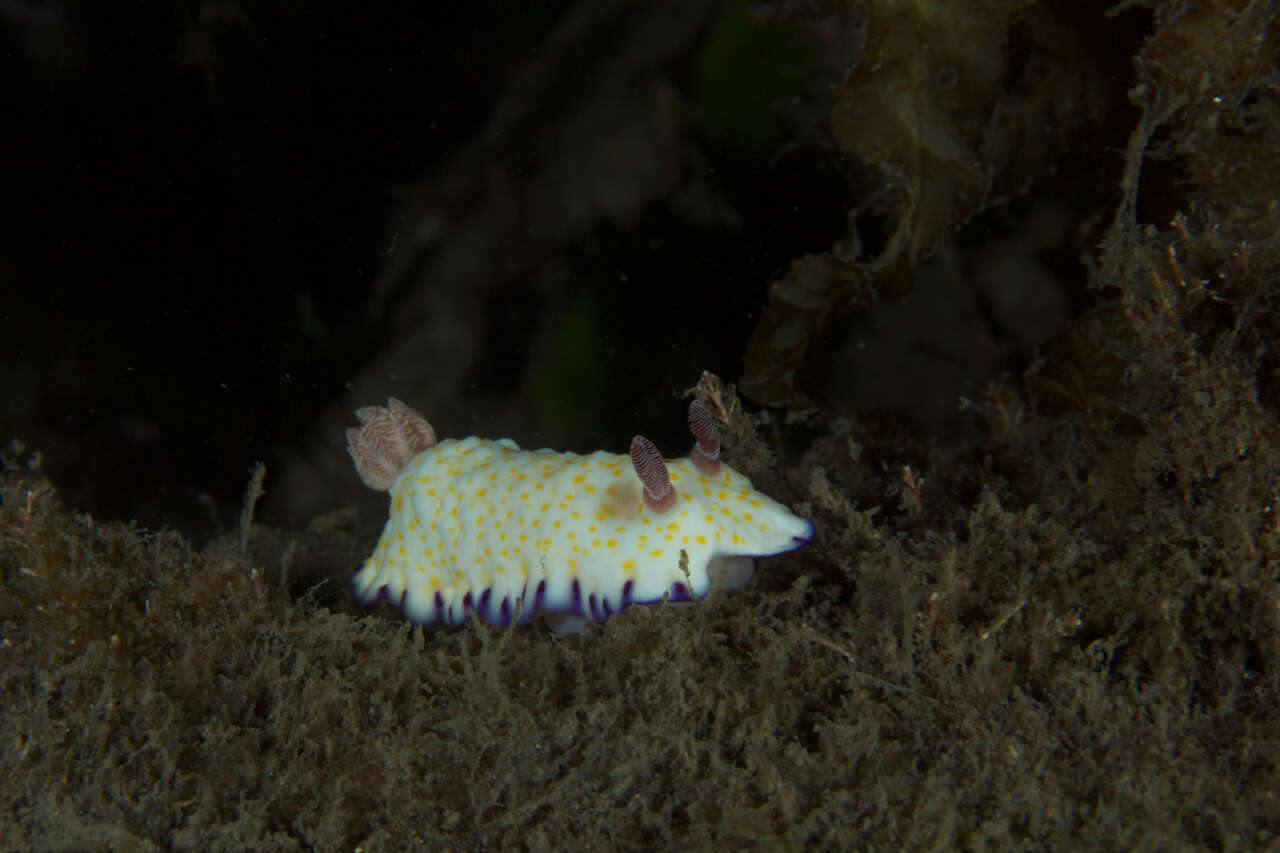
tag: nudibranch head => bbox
[347,398,814,628]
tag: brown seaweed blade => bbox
[741,253,879,406]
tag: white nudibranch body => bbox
[346,398,814,628]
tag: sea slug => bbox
[346,397,813,629]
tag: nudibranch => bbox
[346,397,814,629]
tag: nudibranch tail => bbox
[687,400,721,475]
[629,434,677,512]
[346,397,437,491]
